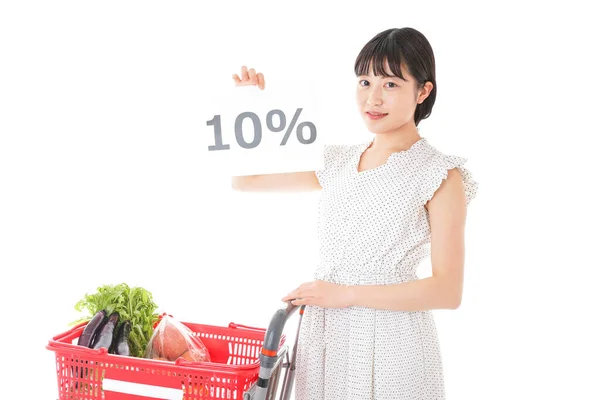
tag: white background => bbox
[1,1,599,399]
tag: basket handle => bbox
[46,321,112,355]
[173,357,255,371]
[46,339,110,356]
[50,322,87,341]
[228,322,266,332]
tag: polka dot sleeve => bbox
[315,144,348,188]
[420,154,479,206]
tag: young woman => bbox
[232,27,478,400]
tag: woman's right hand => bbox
[232,66,265,90]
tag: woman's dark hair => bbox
[354,27,437,126]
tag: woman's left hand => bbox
[281,280,354,308]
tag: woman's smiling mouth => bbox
[366,111,388,120]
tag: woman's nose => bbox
[366,89,383,106]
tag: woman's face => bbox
[356,61,429,134]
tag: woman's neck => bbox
[369,125,422,152]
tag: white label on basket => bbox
[103,378,184,399]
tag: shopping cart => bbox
[46,302,305,400]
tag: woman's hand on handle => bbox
[232,66,265,90]
[282,280,355,309]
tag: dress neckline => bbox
[355,137,428,175]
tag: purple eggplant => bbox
[111,320,131,356]
[92,311,119,350]
[77,310,106,348]
[73,310,106,386]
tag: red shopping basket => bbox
[46,319,286,400]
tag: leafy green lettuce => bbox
[74,283,160,358]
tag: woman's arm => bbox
[351,168,467,311]
[232,171,322,192]
[283,168,467,311]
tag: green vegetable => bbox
[73,283,159,358]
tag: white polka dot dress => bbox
[294,137,478,400]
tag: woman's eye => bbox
[359,80,369,86]
[385,82,398,88]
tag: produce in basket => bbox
[111,320,131,356]
[76,309,106,348]
[145,315,211,362]
[73,283,160,358]
[92,311,120,350]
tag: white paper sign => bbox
[202,80,324,176]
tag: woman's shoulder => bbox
[320,142,361,166]
[315,142,358,186]
[416,138,479,206]
[417,138,467,167]
[322,142,360,155]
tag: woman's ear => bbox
[417,81,434,104]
